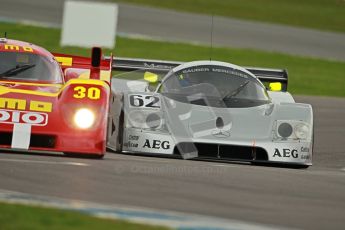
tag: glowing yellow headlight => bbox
[74,108,95,129]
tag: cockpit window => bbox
[159,65,270,108]
[0,52,62,83]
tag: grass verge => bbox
[113,0,345,33]
[1,22,344,97]
[0,202,169,230]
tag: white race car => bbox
[107,58,313,168]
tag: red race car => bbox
[0,38,112,158]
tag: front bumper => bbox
[0,125,106,155]
[122,128,312,166]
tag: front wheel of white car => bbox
[251,161,309,169]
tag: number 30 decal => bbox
[73,86,101,100]
[129,95,160,108]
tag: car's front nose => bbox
[165,102,312,165]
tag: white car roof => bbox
[172,60,257,79]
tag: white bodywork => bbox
[108,60,313,167]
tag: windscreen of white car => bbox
[159,65,271,108]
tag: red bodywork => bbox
[0,39,112,158]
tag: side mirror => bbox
[144,71,158,83]
[269,82,282,91]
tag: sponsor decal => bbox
[3,45,33,52]
[129,135,139,141]
[301,154,310,160]
[300,147,310,160]
[129,94,160,108]
[0,109,48,126]
[301,147,310,153]
[211,68,249,78]
[143,139,170,150]
[144,63,173,70]
[179,66,249,78]
[0,97,52,112]
[273,148,298,158]
[124,135,140,148]
[123,141,138,148]
[182,67,210,74]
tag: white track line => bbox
[213,164,238,168]
[0,190,294,230]
[0,16,60,28]
[113,155,173,163]
[0,159,89,166]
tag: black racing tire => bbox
[116,111,124,153]
[63,152,104,159]
[251,161,309,169]
[292,164,310,169]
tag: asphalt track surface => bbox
[1,1,345,229]
[1,0,345,61]
[1,95,345,230]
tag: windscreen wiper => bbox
[0,64,36,77]
[222,80,250,101]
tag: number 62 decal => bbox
[129,94,160,108]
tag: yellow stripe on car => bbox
[55,56,73,66]
[0,98,26,110]
[0,79,109,97]
[0,98,52,112]
[29,100,53,112]
[0,81,62,87]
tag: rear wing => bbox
[54,48,113,82]
[108,57,288,91]
[246,67,288,91]
[109,57,182,72]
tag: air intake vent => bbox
[30,134,56,148]
[174,142,268,161]
[0,132,56,149]
[0,132,12,145]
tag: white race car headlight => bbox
[294,123,309,139]
[146,113,162,129]
[74,108,95,129]
[127,110,165,130]
[275,120,310,141]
